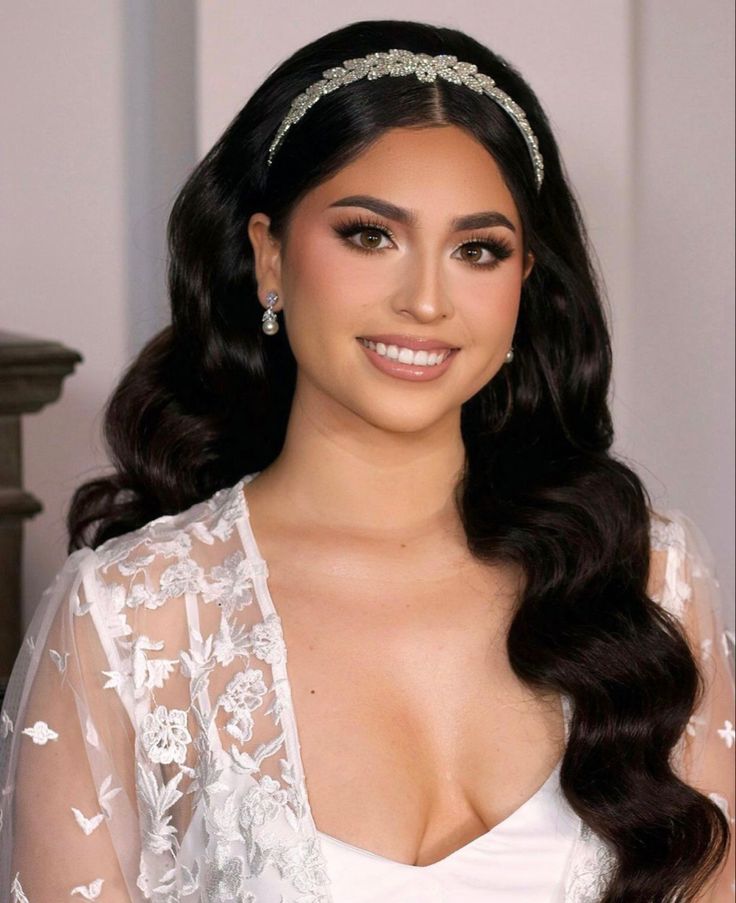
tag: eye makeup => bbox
[331,216,514,270]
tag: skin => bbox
[243,124,575,867]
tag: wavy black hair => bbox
[67,19,729,900]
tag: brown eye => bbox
[460,244,484,264]
[453,237,514,270]
[333,219,395,255]
[357,228,386,250]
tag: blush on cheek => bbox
[469,285,521,337]
[286,227,369,320]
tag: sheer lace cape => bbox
[0,474,733,902]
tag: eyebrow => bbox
[327,194,516,234]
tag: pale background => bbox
[1,1,733,631]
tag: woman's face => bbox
[248,124,533,435]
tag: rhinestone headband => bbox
[266,48,544,190]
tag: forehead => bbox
[293,124,521,228]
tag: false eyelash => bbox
[461,233,514,266]
[333,217,396,243]
[332,216,513,269]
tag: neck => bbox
[251,382,468,542]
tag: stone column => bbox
[0,331,81,700]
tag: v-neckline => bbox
[315,757,564,869]
[233,473,574,872]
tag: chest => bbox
[260,541,566,866]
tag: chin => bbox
[349,394,460,435]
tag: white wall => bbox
[623,0,735,607]
[1,2,130,617]
[1,1,197,625]
[3,1,732,629]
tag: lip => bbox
[357,338,459,382]
[357,334,459,351]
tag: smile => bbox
[356,338,459,382]
[357,338,452,366]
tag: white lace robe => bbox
[0,474,733,902]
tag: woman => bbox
[0,18,733,903]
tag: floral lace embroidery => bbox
[88,479,332,901]
[219,669,269,743]
[564,822,617,902]
[141,705,193,765]
[20,720,59,745]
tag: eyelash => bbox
[332,216,514,270]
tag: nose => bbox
[392,246,454,323]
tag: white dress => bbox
[0,473,733,902]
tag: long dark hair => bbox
[67,19,729,900]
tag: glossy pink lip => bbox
[357,339,459,382]
[358,334,459,351]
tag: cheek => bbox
[282,228,366,329]
[465,271,523,342]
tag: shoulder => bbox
[52,475,262,712]
[648,508,718,574]
[646,507,721,623]
[647,508,718,580]
[72,475,258,633]
[649,508,701,555]
[92,477,249,571]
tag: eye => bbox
[452,236,514,270]
[333,217,395,254]
[332,218,514,270]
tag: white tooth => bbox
[376,342,386,354]
[368,341,376,350]
[413,350,429,365]
[386,345,399,360]
[398,347,414,364]
[427,352,439,365]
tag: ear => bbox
[247,213,284,310]
[522,250,535,282]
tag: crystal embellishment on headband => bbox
[266,48,544,190]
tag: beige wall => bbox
[2,1,733,628]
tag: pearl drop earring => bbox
[505,346,514,364]
[262,291,279,335]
